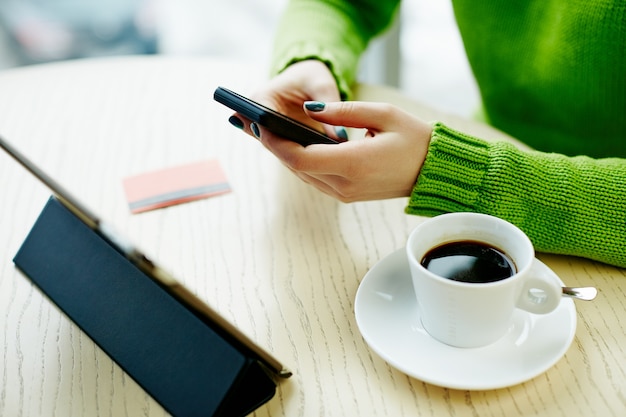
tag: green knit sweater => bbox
[271,0,626,267]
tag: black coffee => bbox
[421,241,516,283]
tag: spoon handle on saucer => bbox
[562,287,598,301]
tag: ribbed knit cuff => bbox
[406,123,626,268]
[406,122,491,216]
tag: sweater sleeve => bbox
[407,123,626,268]
[270,0,400,99]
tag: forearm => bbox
[407,123,626,268]
[270,0,400,98]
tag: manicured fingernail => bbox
[304,101,326,112]
[250,122,261,138]
[228,115,244,129]
[335,126,348,141]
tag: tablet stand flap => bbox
[13,197,277,417]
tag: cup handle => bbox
[516,259,562,314]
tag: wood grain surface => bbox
[0,56,624,416]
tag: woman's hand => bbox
[235,59,346,140]
[252,100,433,202]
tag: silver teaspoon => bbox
[562,286,598,301]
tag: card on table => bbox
[123,160,231,214]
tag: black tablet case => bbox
[13,197,278,417]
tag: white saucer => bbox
[355,249,577,390]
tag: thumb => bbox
[303,92,348,140]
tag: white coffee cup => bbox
[406,212,562,348]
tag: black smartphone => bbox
[214,86,340,146]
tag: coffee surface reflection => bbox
[421,241,516,283]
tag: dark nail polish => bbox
[304,101,326,112]
[250,122,261,138]
[228,115,244,129]
[335,126,348,141]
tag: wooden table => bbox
[0,56,624,416]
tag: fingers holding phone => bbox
[245,100,433,202]
[214,87,340,146]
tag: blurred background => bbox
[0,0,478,118]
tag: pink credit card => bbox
[123,160,231,214]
